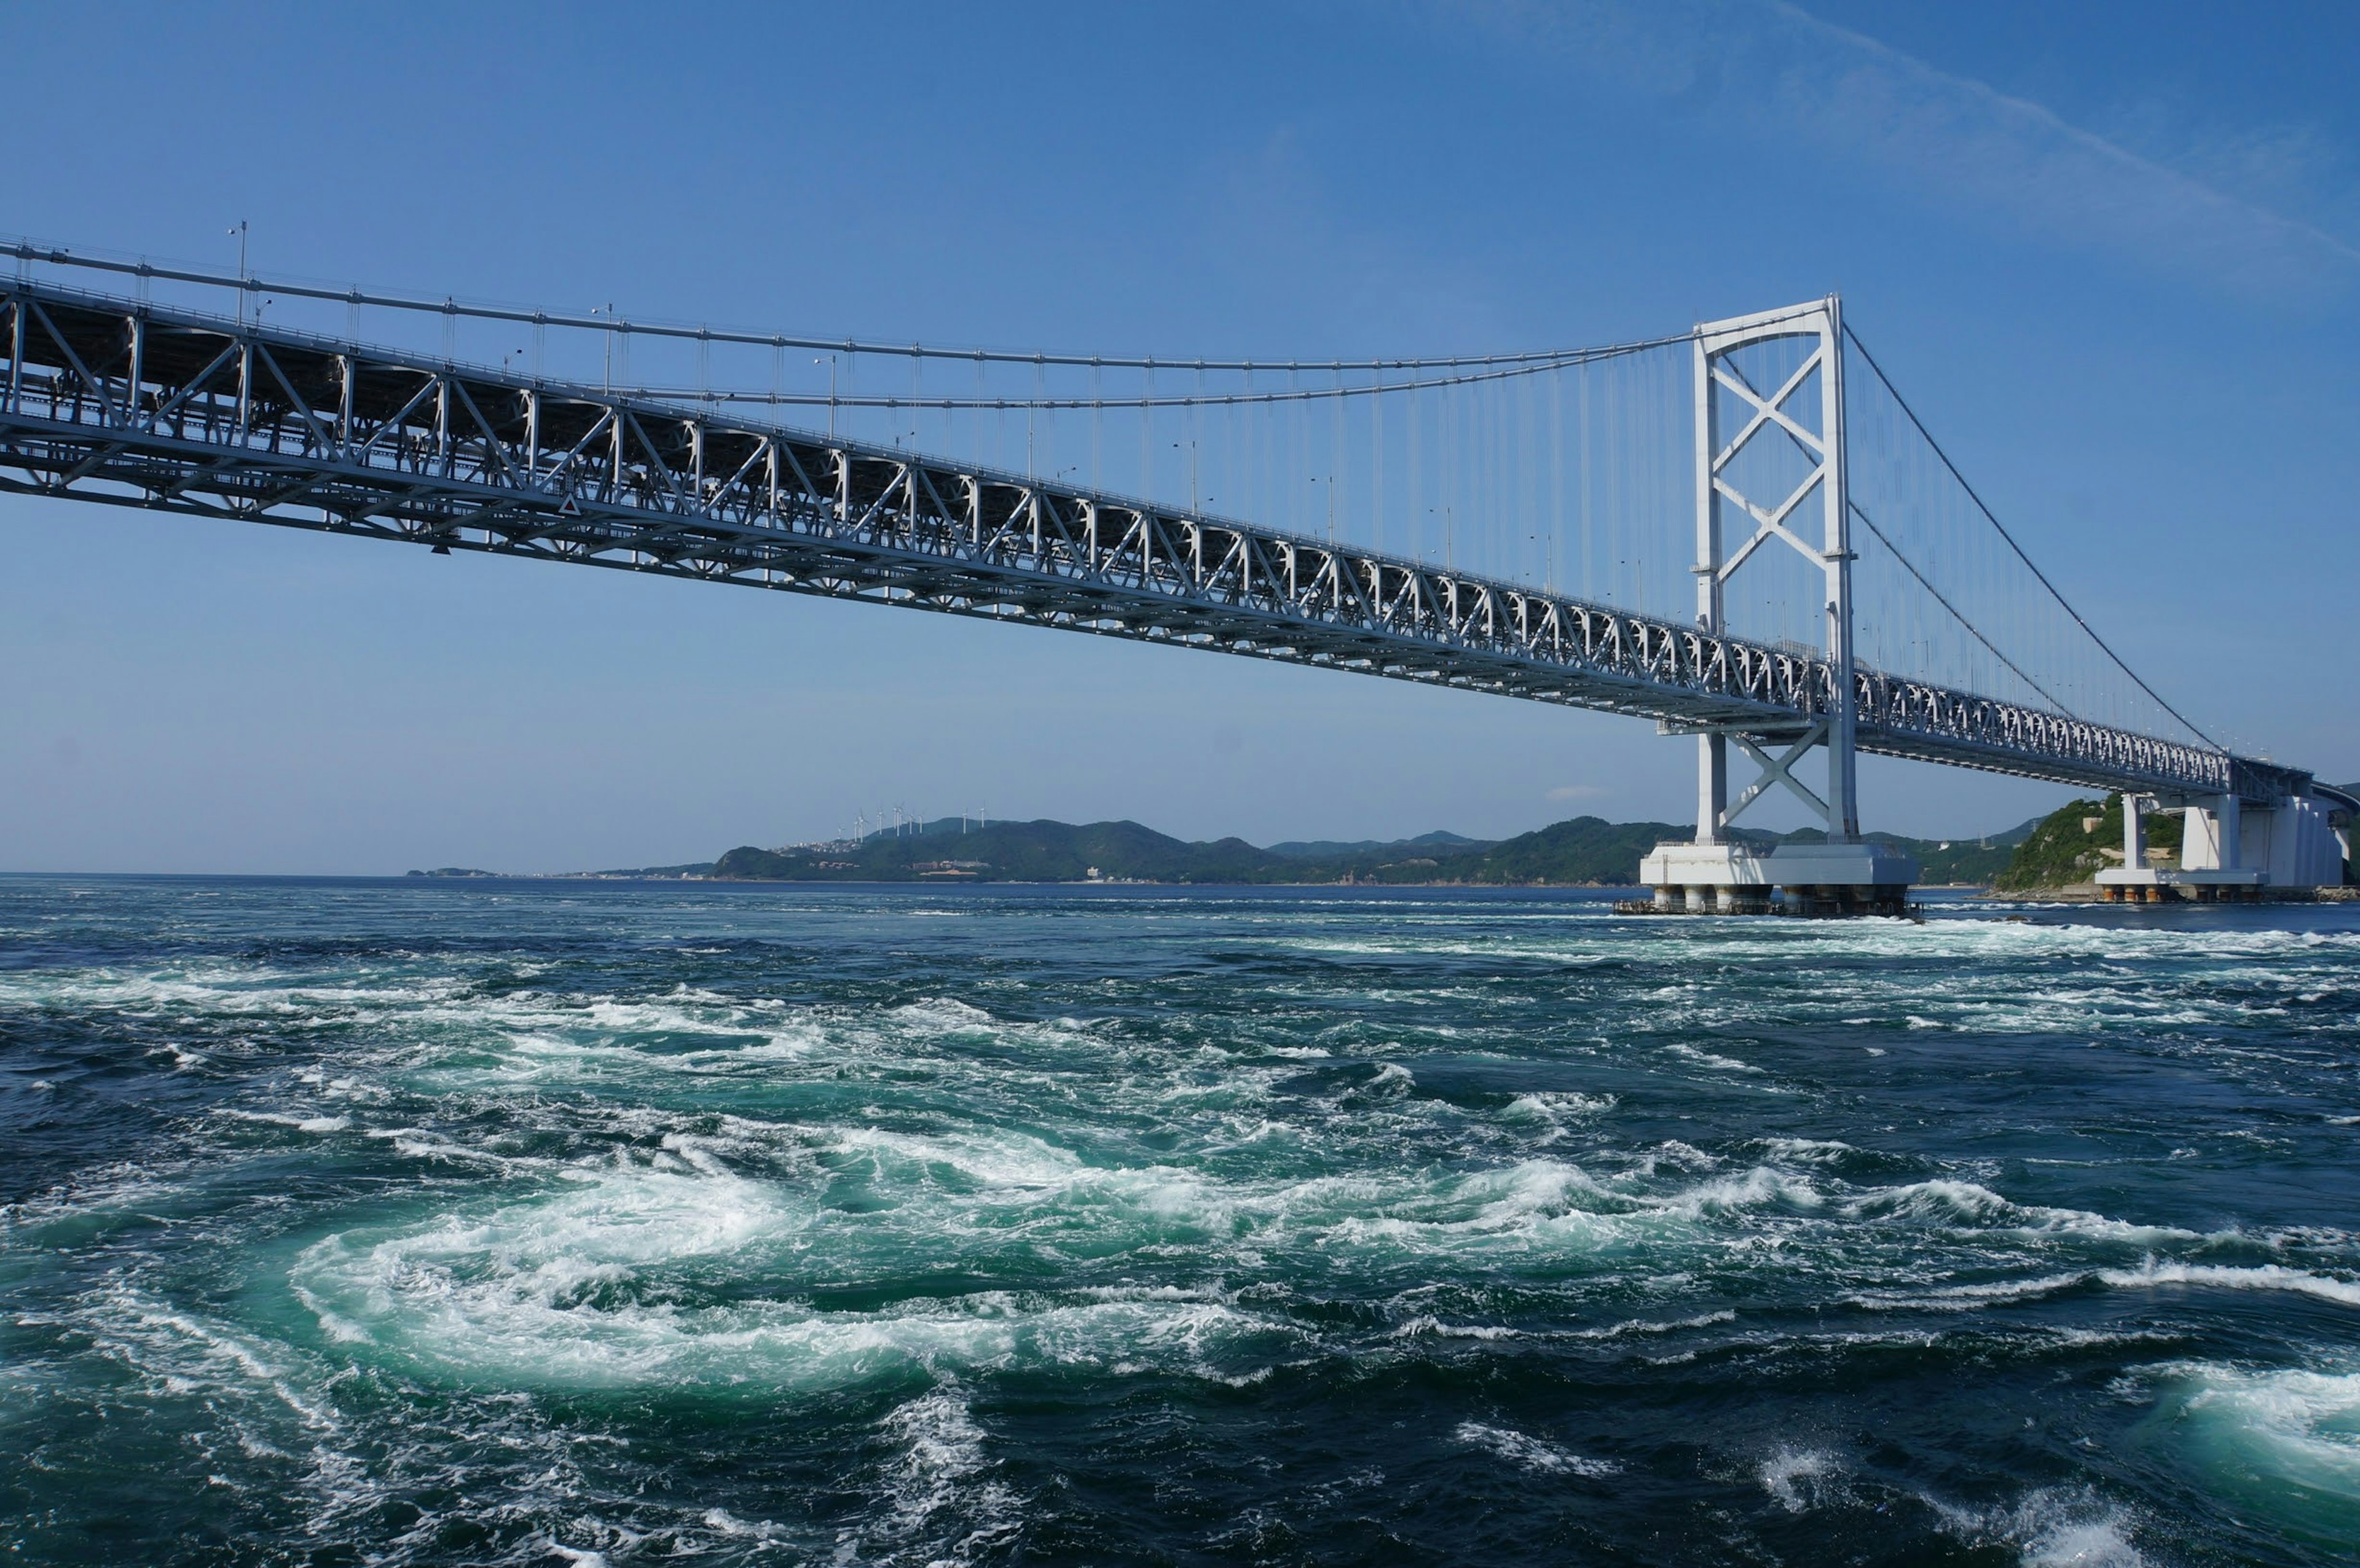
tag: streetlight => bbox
[227,221,248,326]
[591,304,617,391]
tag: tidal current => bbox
[3,876,2358,1565]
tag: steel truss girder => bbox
[0,278,2284,802]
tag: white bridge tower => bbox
[1640,297,1919,914]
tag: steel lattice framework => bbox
[0,277,2310,802]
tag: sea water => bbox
[2,876,2358,1565]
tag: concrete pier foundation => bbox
[1632,840,1921,917]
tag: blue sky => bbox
[2,1,2354,872]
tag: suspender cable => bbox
[1842,323,2218,749]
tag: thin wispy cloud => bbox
[1457,0,2360,296]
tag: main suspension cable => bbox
[602,343,1661,410]
[6,235,1796,375]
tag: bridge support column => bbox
[1692,325,1731,853]
[1697,734,1727,845]
[1818,295,1861,845]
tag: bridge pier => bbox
[1632,839,1919,917]
[2098,783,2351,900]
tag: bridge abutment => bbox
[2097,786,2351,899]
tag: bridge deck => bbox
[0,277,2297,802]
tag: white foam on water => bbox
[1927,1486,2147,1567]
[1501,1091,1615,1119]
[859,1386,1025,1562]
[822,1122,1088,1189]
[1653,1164,1822,1220]
[390,988,1146,1107]
[1845,1272,2091,1313]
[1567,1310,1737,1340]
[0,1155,203,1239]
[273,1114,2070,1395]
[0,965,471,1052]
[2099,1261,2360,1307]
[1756,1446,1840,1513]
[288,1156,1294,1390]
[1497,1091,1617,1147]
[1391,1317,1519,1340]
[1455,1421,1619,1477]
[1645,1140,1721,1174]
[2138,1360,2360,1505]
[1656,1041,1766,1073]
[222,1110,355,1135]
[1848,1258,2360,1320]
[81,1285,341,1433]
[699,1507,791,1543]
[1843,1180,2201,1244]
[1753,1137,1856,1165]
[291,1159,804,1379]
[891,995,1001,1032]
[539,1546,607,1568]
[58,1284,411,1539]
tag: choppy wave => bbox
[2133,1359,2360,1528]
[4,879,2358,1564]
[1927,1486,2149,1567]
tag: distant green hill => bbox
[710,812,2032,887]
[713,819,1288,884]
[1422,817,1692,885]
[1265,831,1489,860]
[1994,796,2182,891]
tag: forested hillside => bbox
[709,813,2027,887]
[1994,796,2182,890]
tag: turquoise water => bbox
[3,877,2358,1565]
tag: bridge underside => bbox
[0,278,2310,808]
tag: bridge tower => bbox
[1641,297,1919,914]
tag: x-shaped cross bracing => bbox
[1709,348,1829,586]
[1724,723,1832,828]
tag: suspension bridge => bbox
[0,240,2347,909]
